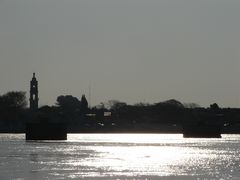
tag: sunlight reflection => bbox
[66,134,200,176]
[67,133,184,144]
[24,133,239,178]
[1,134,239,179]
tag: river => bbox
[0,134,239,179]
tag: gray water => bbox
[0,134,240,180]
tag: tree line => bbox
[0,91,240,133]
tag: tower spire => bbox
[30,73,39,112]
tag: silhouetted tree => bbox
[95,102,105,110]
[210,103,220,110]
[107,100,127,111]
[81,95,88,113]
[0,91,27,110]
[155,99,184,109]
[56,95,81,111]
[184,103,200,109]
[39,105,53,113]
[134,102,150,107]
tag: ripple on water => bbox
[0,134,240,179]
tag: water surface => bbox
[0,134,239,179]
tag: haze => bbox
[0,0,240,107]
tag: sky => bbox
[0,0,240,107]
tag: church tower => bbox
[30,73,39,111]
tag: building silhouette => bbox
[30,73,38,111]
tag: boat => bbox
[25,122,67,140]
[183,121,222,138]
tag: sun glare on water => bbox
[66,134,198,177]
[0,134,239,179]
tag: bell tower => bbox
[30,73,39,111]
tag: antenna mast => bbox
[88,82,91,108]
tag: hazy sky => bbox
[0,0,240,107]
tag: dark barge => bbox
[26,122,67,140]
[183,122,222,138]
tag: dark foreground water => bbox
[0,134,240,180]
